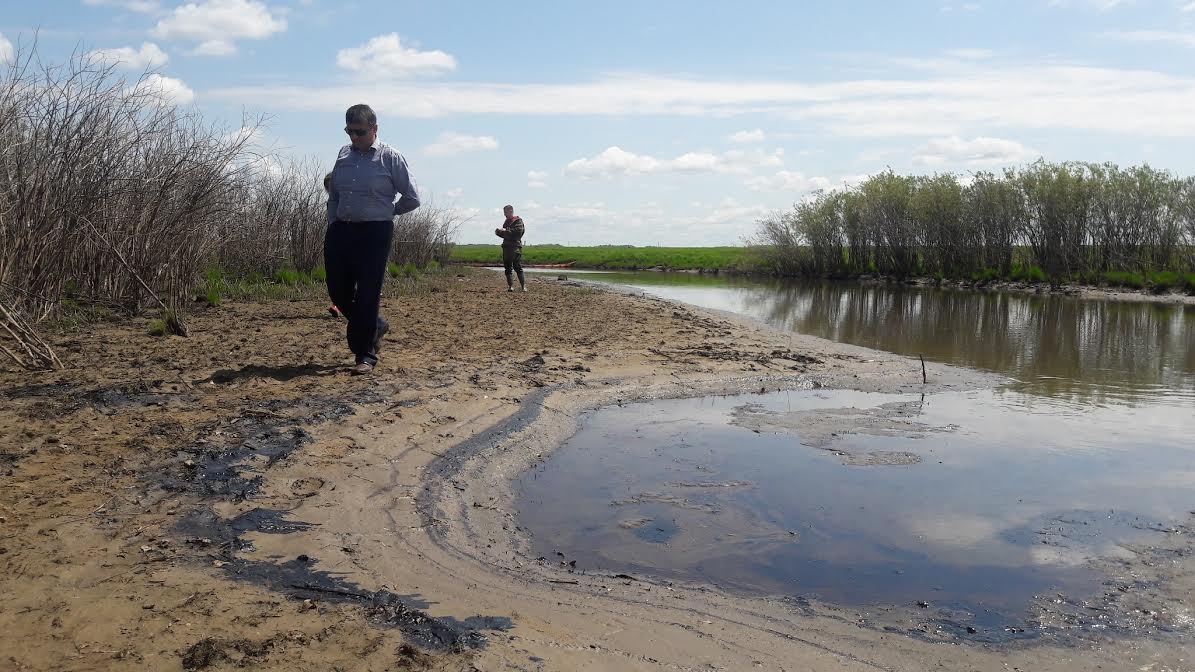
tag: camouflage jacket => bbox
[497,216,525,250]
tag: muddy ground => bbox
[0,270,1190,671]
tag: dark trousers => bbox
[324,220,392,366]
[503,247,525,287]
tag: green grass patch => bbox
[1148,271,1182,292]
[274,267,312,286]
[970,267,1000,283]
[388,261,419,279]
[147,318,167,336]
[449,245,752,271]
[311,265,327,282]
[1103,271,1146,289]
[50,299,120,332]
[1010,264,1048,283]
[198,266,226,306]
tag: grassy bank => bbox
[51,262,454,336]
[450,244,753,271]
[450,243,1195,295]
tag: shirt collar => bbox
[354,139,381,154]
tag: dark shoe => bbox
[371,321,390,355]
[351,362,374,376]
[507,286,514,292]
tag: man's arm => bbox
[389,150,421,217]
[326,173,339,226]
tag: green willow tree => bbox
[753,160,1194,286]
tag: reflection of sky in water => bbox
[517,388,1195,620]
[541,270,1195,407]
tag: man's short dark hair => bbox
[346,104,376,126]
[503,204,514,211]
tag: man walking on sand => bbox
[495,204,526,292]
[325,104,421,375]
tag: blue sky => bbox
[3,0,1194,245]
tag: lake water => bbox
[514,271,1195,627]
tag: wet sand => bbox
[0,271,1190,671]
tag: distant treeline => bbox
[754,163,1195,290]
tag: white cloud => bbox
[1183,1,1195,12]
[1107,29,1195,47]
[211,61,1195,139]
[89,42,169,70]
[0,33,12,63]
[838,173,873,189]
[727,128,765,143]
[457,199,772,246]
[152,0,286,55]
[336,33,456,78]
[191,40,238,56]
[745,171,833,193]
[83,0,160,11]
[945,48,993,60]
[912,135,1039,166]
[422,132,498,156]
[527,170,548,189]
[127,73,196,105]
[565,146,783,179]
[225,125,266,149]
[941,3,981,11]
[692,198,773,242]
[1047,0,1133,10]
[445,187,464,198]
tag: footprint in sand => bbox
[290,477,326,497]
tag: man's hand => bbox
[495,228,505,237]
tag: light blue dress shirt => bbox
[326,140,420,224]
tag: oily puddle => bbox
[515,388,1195,631]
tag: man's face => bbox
[504,207,514,219]
[345,121,377,151]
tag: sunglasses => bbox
[344,127,372,137]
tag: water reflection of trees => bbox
[735,280,1195,405]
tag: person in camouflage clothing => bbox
[495,204,526,292]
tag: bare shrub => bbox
[390,202,465,268]
[0,43,255,328]
[218,156,327,277]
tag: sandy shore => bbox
[1,270,1190,671]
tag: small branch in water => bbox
[919,355,927,384]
